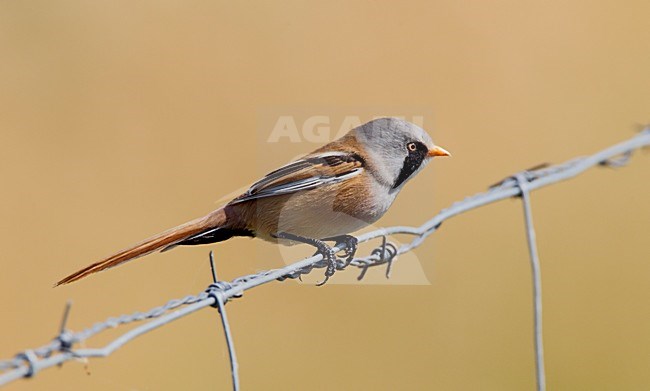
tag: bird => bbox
[56,117,450,286]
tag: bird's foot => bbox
[326,235,358,269]
[313,243,337,286]
[274,231,340,285]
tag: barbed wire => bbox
[1,129,648,390]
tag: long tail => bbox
[55,208,227,286]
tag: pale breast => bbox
[249,173,395,242]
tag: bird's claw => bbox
[315,247,337,286]
[316,235,358,285]
[335,235,358,269]
[273,232,359,286]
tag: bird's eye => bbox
[407,142,417,152]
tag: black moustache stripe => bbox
[393,142,428,189]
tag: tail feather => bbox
[55,209,226,286]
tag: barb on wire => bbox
[0,128,648,389]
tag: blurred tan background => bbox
[1,1,649,390]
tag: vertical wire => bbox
[209,251,240,391]
[515,174,546,391]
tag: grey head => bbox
[352,117,449,191]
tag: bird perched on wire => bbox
[56,117,450,286]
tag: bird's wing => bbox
[228,151,365,204]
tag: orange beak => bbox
[427,145,451,158]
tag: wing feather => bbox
[229,152,364,205]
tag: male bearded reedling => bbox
[56,118,450,286]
